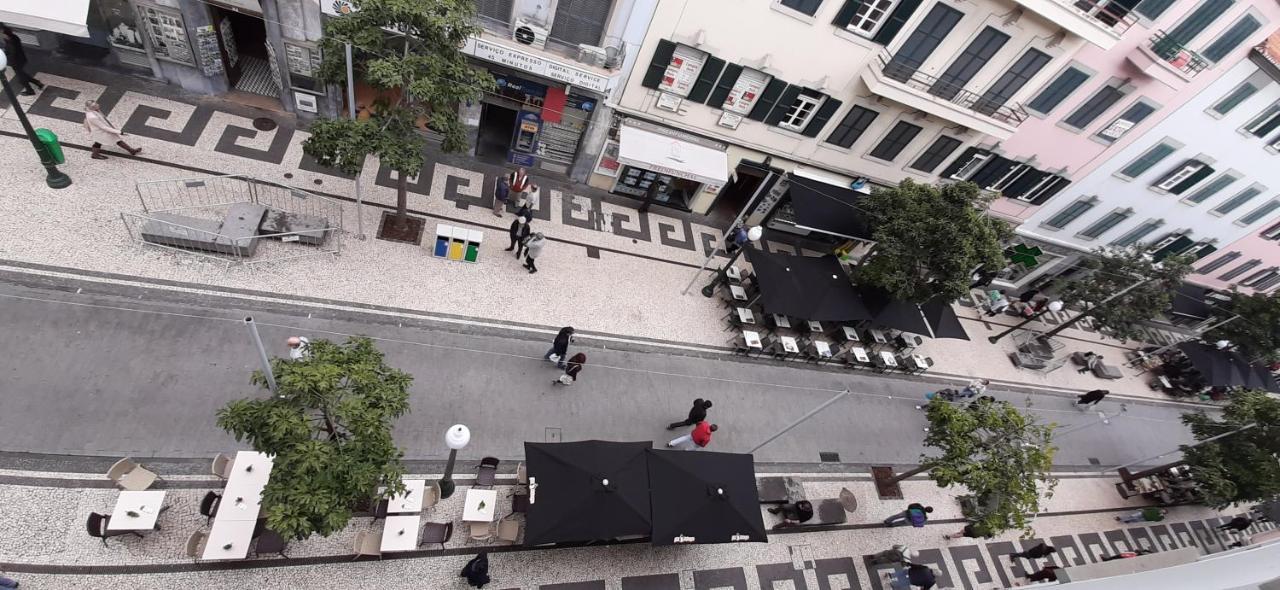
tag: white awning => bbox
[1,1,92,37]
[617,125,728,186]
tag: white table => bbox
[879,351,898,368]
[726,265,742,281]
[381,514,422,552]
[779,335,800,354]
[807,320,823,333]
[813,340,833,359]
[849,347,871,363]
[734,307,755,324]
[728,284,748,301]
[387,479,426,514]
[203,518,256,560]
[741,329,763,349]
[219,451,273,521]
[108,490,166,531]
[869,328,889,344]
[772,314,791,329]
[910,355,929,372]
[840,326,859,342]
[463,488,498,522]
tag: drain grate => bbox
[819,451,840,462]
[1088,457,1101,466]
[252,117,278,131]
[545,427,562,443]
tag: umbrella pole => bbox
[748,389,850,454]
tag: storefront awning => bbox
[617,125,728,186]
[1,1,92,37]
[786,175,874,241]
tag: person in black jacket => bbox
[461,551,491,588]
[544,326,574,369]
[505,214,531,256]
[2,24,43,95]
[666,398,713,430]
[1008,542,1056,562]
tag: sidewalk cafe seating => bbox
[86,512,143,546]
[1070,352,1123,380]
[107,457,160,491]
[184,530,208,559]
[351,531,382,560]
[419,522,453,549]
[476,457,500,487]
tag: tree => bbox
[1055,245,1193,342]
[889,398,1057,537]
[216,337,412,540]
[303,0,494,238]
[857,180,1007,304]
[1204,291,1280,364]
[1181,389,1280,509]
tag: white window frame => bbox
[778,94,825,132]
[846,0,899,38]
[721,68,772,115]
[1244,104,1280,137]
[1149,232,1188,253]
[1262,221,1280,239]
[988,163,1030,192]
[1154,162,1206,192]
[950,152,992,181]
[1237,199,1280,226]
[657,44,708,98]
[1182,241,1218,259]
[1015,175,1062,203]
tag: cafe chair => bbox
[254,530,289,558]
[728,335,751,356]
[497,517,521,544]
[199,491,222,525]
[351,530,383,561]
[419,521,453,549]
[211,453,234,480]
[476,457,500,487]
[516,462,528,486]
[184,530,208,560]
[371,498,390,523]
[509,492,530,516]
[469,521,494,543]
[420,483,440,511]
[86,512,142,547]
[107,457,160,491]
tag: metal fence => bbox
[122,174,344,269]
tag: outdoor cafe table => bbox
[733,307,755,325]
[108,490,166,531]
[463,488,498,522]
[878,351,898,369]
[741,329,763,351]
[381,514,422,552]
[907,354,929,373]
[771,314,791,329]
[849,346,871,364]
[779,335,800,355]
[839,326,859,342]
[203,518,257,560]
[806,320,823,333]
[868,328,889,344]
[387,479,427,514]
[728,284,748,302]
[726,265,742,282]
[220,451,273,521]
[812,340,833,360]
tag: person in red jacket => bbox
[667,421,718,450]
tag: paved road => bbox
[0,271,1205,469]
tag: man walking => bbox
[1076,389,1109,409]
[883,502,933,527]
[286,336,311,360]
[522,233,545,274]
[667,399,713,430]
[1218,515,1253,533]
[1008,542,1056,562]
[505,214,531,255]
[491,175,510,217]
[667,420,717,450]
[544,327,574,368]
[2,24,44,95]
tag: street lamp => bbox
[0,52,71,189]
[700,225,763,298]
[987,300,1063,344]
[438,424,470,499]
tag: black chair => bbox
[510,493,530,516]
[371,498,390,523]
[199,491,221,525]
[420,521,453,549]
[476,457,500,487]
[254,530,289,558]
[86,512,142,547]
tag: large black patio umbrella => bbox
[1175,342,1280,393]
[858,286,932,336]
[523,441,652,546]
[744,248,871,322]
[647,449,767,546]
[921,296,970,340]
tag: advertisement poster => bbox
[659,45,706,97]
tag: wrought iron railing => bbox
[1147,31,1210,77]
[1066,0,1139,35]
[876,52,1029,127]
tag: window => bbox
[1212,83,1259,115]
[1213,186,1263,214]
[1136,0,1176,19]
[1240,267,1280,287]
[989,164,1030,192]
[1064,84,1127,129]
[1245,105,1280,138]
[1027,67,1091,115]
[550,0,613,46]
[1263,221,1280,239]
[1239,199,1280,225]
[931,27,1010,101]
[869,121,923,161]
[1078,209,1133,239]
[1111,219,1164,247]
[946,149,992,180]
[1043,198,1097,229]
[1014,174,1067,204]
[826,105,880,148]
[654,43,709,97]
[778,92,825,132]
[1220,259,1263,281]
[1165,0,1234,45]
[1183,241,1218,260]
[476,0,515,23]
[1203,15,1261,62]
[780,0,824,15]
[1118,142,1177,179]
[910,136,963,172]
[976,49,1052,116]
[847,0,898,37]
[1152,160,1213,195]
[721,68,772,115]
[1096,101,1156,142]
[1184,173,1240,204]
[1197,251,1241,274]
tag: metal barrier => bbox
[1148,31,1210,77]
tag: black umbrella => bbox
[523,441,652,546]
[745,248,871,322]
[1175,342,1280,393]
[859,286,932,336]
[647,449,767,546]
[921,296,969,340]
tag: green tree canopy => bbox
[216,336,412,540]
[857,180,1007,304]
[1058,245,1193,342]
[1181,389,1280,509]
[1204,291,1280,364]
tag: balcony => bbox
[1248,37,1280,83]
[1126,31,1210,88]
[861,52,1028,140]
[1007,0,1137,50]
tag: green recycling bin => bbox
[35,128,66,165]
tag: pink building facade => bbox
[1190,219,1280,293]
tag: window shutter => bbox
[748,79,789,121]
[872,0,924,45]
[1191,244,1218,260]
[765,85,804,125]
[707,63,743,107]
[968,156,1017,188]
[802,97,842,138]
[940,147,982,178]
[1002,169,1049,200]
[1169,164,1215,195]
[1153,236,1195,260]
[1152,160,1203,190]
[1166,0,1234,45]
[687,56,725,104]
[1028,176,1069,205]
[641,40,678,90]
[832,0,865,27]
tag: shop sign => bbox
[594,140,621,177]
[717,111,742,130]
[463,38,610,93]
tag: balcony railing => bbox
[1147,31,1210,77]
[876,52,1029,127]
[1066,0,1139,35]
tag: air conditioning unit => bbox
[512,19,549,50]
[578,44,607,67]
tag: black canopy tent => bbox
[858,289,970,340]
[523,441,653,546]
[744,248,871,322]
[784,175,875,241]
[1174,342,1280,393]
[921,296,970,340]
[647,449,767,546]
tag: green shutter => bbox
[641,39,677,90]
[687,56,725,104]
[749,80,790,122]
[802,97,842,137]
[832,0,865,27]
[872,0,924,45]
[707,63,743,107]
[765,85,804,125]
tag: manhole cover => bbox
[819,451,840,462]
[252,117,278,131]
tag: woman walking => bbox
[553,352,586,385]
[522,232,545,274]
[544,327,574,368]
[83,101,141,159]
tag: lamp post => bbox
[987,300,1064,344]
[0,53,71,189]
[700,225,763,298]
[438,424,470,499]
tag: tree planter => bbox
[376,211,425,245]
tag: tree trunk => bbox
[394,172,409,228]
[886,464,930,485]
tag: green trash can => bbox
[35,128,66,165]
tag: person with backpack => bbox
[869,544,911,566]
[544,327,574,369]
[460,551,491,588]
[944,521,993,541]
[883,502,933,527]
[553,353,586,386]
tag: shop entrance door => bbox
[209,6,275,97]
[476,103,518,163]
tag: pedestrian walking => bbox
[884,563,936,590]
[1115,507,1167,524]
[522,232,545,274]
[286,336,311,360]
[460,551,491,588]
[1076,389,1109,409]
[883,502,933,527]
[869,544,911,566]
[767,500,814,526]
[667,398,713,430]
[491,175,510,217]
[667,420,717,450]
[724,225,749,254]
[544,326,574,368]
[1018,565,1059,584]
[553,352,586,386]
[1008,542,1056,561]
[2,24,43,95]
[505,214,531,256]
[1218,515,1253,533]
[1100,549,1152,561]
[944,522,993,541]
[962,378,990,398]
[83,100,142,159]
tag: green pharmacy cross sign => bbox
[1005,243,1043,268]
